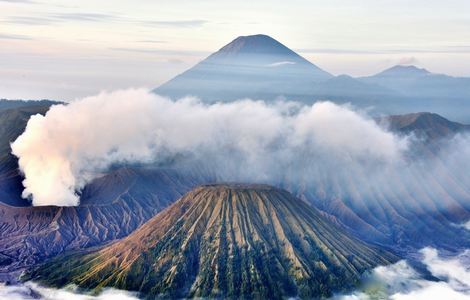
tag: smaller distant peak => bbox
[397,112,435,122]
[377,65,430,77]
[390,65,429,72]
[382,111,456,130]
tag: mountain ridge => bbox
[155,34,470,122]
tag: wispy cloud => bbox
[139,19,207,28]
[297,46,470,55]
[5,12,119,25]
[137,40,167,44]
[333,247,470,299]
[398,56,419,65]
[0,33,32,40]
[167,58,184,64]
[266,61,296,67]
[0,0,37,3]
[452,220,470,231]
[4,12,207,29]
[109,47,209,56]
[296,48,378,54]
[50,12,118,22]
[4,16,56,25]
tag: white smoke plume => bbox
[11,89,408,206]
[334,247,470,300]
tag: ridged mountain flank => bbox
[26,184,396,299]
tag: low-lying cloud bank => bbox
[11,89,408,206]
[10,88,470,208]
[0,282,138,300]
[334,247,470,300]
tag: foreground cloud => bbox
[0,282,138,300]
[334,247,470,300]
[11,89,407,206]
[2,248,467,299]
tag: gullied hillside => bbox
[0,167,201,281]
[27,184,396,299]
[289,112,470,253]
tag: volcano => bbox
[360,64,470,113]
[378,112,470,141]
[27,184,396,299]
[154,34,333,102]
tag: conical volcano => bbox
[154,34,332,102]
[205,34,325,68]
[27,184,396,299]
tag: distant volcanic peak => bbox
[28,184,396,299]
[377,65,431,77]
[217,34,297,56]
[388,112,437,125]
[154,34,333,100]
[205,34,320,68]
[387,112,453,127]
[381,111,469,140]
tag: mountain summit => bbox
[207,34,315,64]
[27,184,395,299]
[378,112,470,140]
[374,65,431,77]
[361,64,470,112]
[154,34,332,101]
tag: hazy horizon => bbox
[1,0,470,100]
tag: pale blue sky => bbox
[1,0,470,100]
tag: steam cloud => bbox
[11,89,409,206]
[334,247,470,300]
